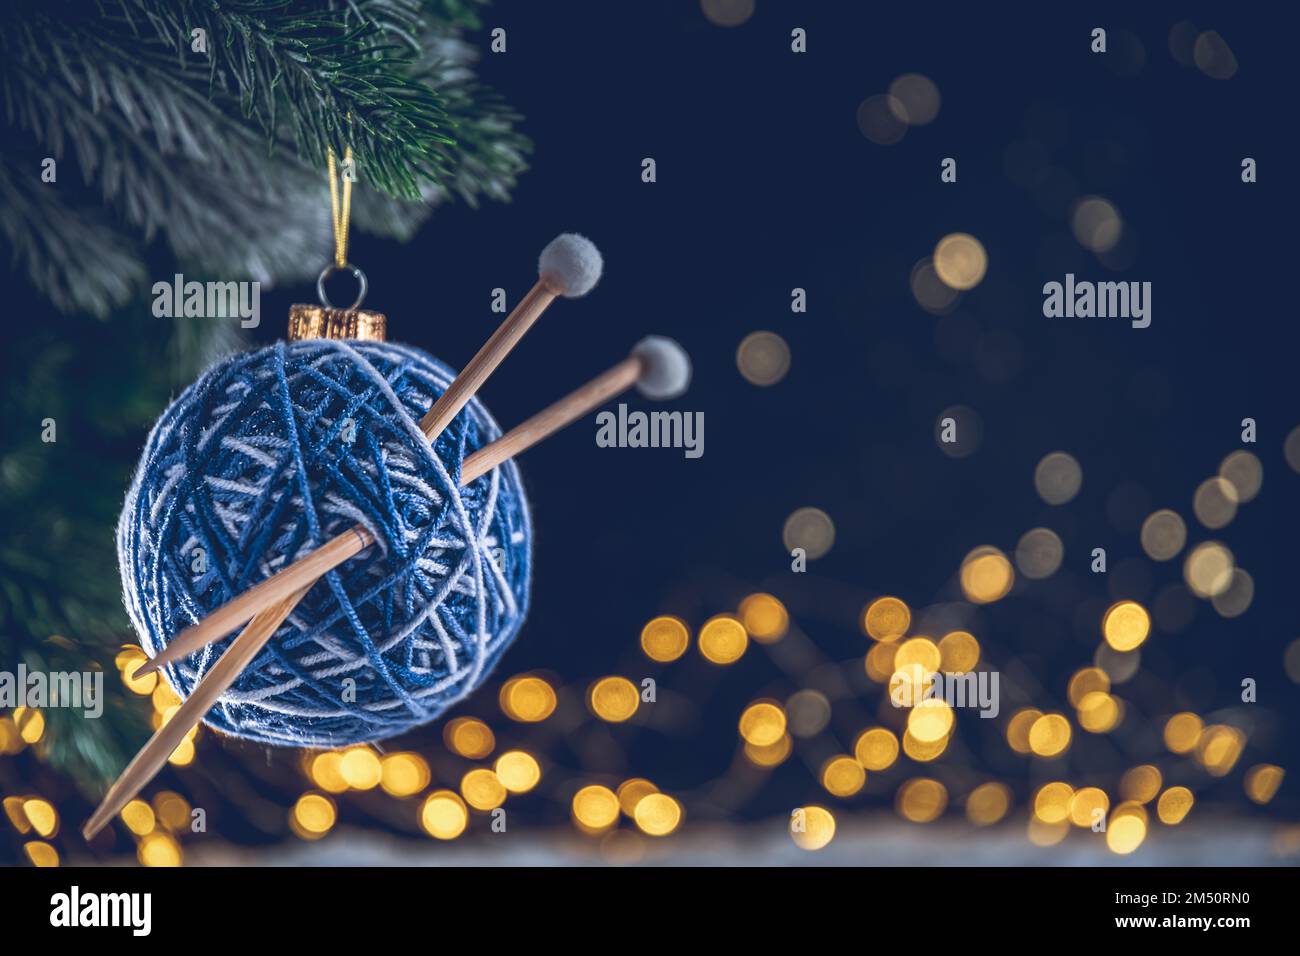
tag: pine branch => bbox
[0,0,529,316]
[108,0,457,199]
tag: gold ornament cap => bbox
[288,304,387,342]
[289,262,385,341]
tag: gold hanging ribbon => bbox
[286,139,386,343]
[327,144,354,268]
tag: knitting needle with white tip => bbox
[85,337,691,840]
[132,234,602,680]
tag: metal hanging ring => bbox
[317,263,368,311]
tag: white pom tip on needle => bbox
[632,336,692,400]
[539,233,603,298]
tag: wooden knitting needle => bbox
[83,338,691,840]
[134,234,602,680]
[81,588,306,841]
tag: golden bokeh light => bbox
[154,704,199,765]
[938,630,980,672]
[494,750,541,794]
[1006,708,1042,755]
[863,596,911,642]
[589,676,640,723]
[3,796,29,833]
[1163,712,1204,754]
[421,790,468,840]
[790,805,836,850]
[902,728,950,762]
[152,681,181,712]
[698,614,749,664]
[166,737,195,766]
[1077,691,1122,733]
[501,675,558,722]
[640,615,690,662]
[960,546,1014,604]
[1184,541,1235,598]
[634,793,682,836]
[933,233,988,291]
[119,651,158,695]
[617,778,659,817]
[821,756,866,798]
[736,331,791,386]
[114,645,146,672]
[308,751,350,793]
[738,593,789,643]
[153,791,192,832]
[1140,509,1187,561]
[441,717,491,764]
[1196,724,1246,777]
[1244,764,1284,805]
[864,641,898,682]
[1119,765,1162,804]
[13,707,45,744]
[1106,809,1148,855]
[897,778,948,823]
[1067,667,1111,707]
[137,831,182,867]
[119,799,154,836]
[1034,452,1083,505]
[0,717,23,756]
[854,727,900,771]
[1102,600,1150,651]
[894,636,942,675]
[380,752,431,798]
[1157,786,1194,825]
[965,782,1011,826]
[461,768,507,811]
[1068,787,1109,828]
[907,699,954,743]
[745,733,793,768]
[23,841,59,867]
[338,747,382,790]
[21,798,57,838]
[1028,712,1072,757]
[1033,782,1074,824]
[738,701,787,747]
[572,785,620,833]
[291,793,336,839]
[889,664,929,709]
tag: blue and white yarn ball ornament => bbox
[117,338,532,747]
